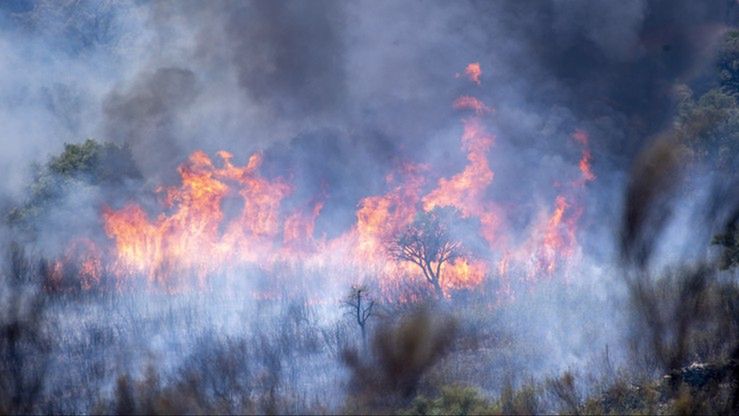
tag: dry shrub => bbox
[342,305,457,412]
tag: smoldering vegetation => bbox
[1,1,739,415]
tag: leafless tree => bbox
[342,285,376,348]
[389,209,461,298]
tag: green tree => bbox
[675,87,739,170]
[7,139,141,229]
[673,32,739,271]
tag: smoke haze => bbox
[0,1,737,413]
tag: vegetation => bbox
[342,285,377,348]
[0,28,738,416]
[389,208,462,298]
[6,139,141,232]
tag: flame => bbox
[487,128,593,283]
[463,62,482,85]
[453,96,492,115]
[47,238,103,290]
[283,201,324,250]
[424,94,502,249]
[443,258,486,290]
[103,150,295,287]
[353,164,426,262]
[57,61,596,301]
[572,129,596,184]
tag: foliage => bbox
[545,371,581,414]
[672,31,739,271]
[718,30,739,96]
[495,379,540,415]
[404,385,497,416]
[675,86,739,170]
[6,139,141,230]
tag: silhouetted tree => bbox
[6,138,141,231]
[390,208,461,298]
[342,285,376,348]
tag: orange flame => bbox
[453,96,492,115]
[353,163,426,262]
[103,150,296,287]
[572,129,596,183]
[464,62,482,85]
[58,62,595,301]
[283,201,324,250]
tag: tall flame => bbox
[102,150,294,287]
[61,62,595,300]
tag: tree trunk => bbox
[432,279,444,299]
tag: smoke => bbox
[103,67,198,182]
[1,1,732,210]
[0,2,736,411]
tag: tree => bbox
[342,285,376,349]
[6,138,141,231]
[389,208,461,298]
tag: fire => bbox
[423,117,494,217]
[102,150,296,287]
[47,238,103,290]
[283,201,324,250]
[58,62,595,300]
[493,129,594,283]
[424,92,502,250]
[462,62,482,85]
[573,129,596,184]
[536,195,577,276]
[444,258,486,290]
[453,96,492,115]
[353,164,426,262]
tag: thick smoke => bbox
[2,1,733,216]
[106,0,735,238]
[0,1,736,412]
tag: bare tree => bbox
[343,285,376,348]
[389,209,461,298]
